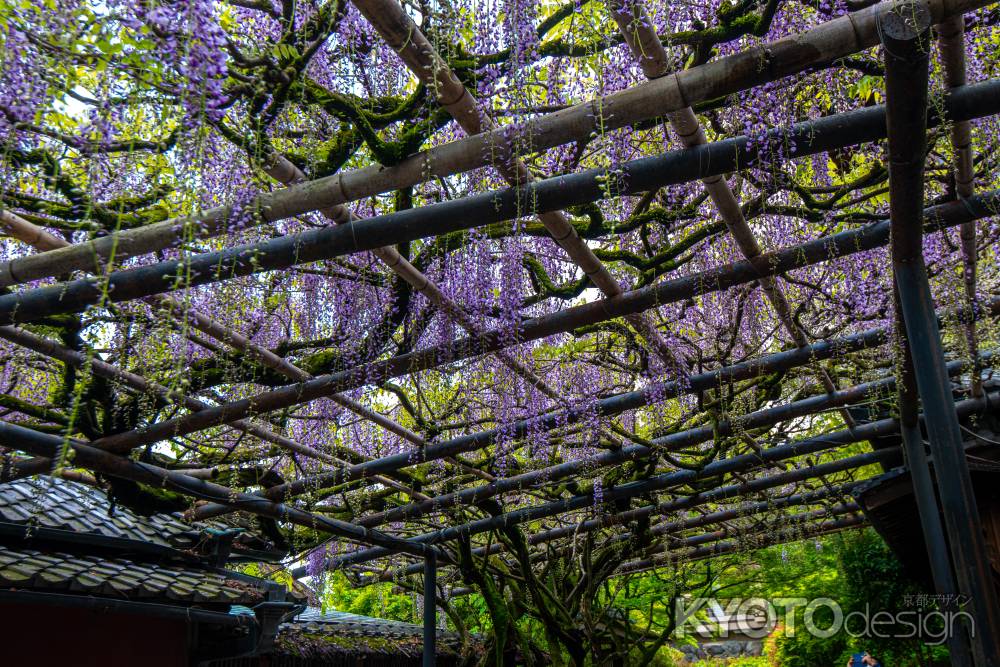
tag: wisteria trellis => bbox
[2,0,1000,662]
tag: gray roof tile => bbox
[0,544,267,606]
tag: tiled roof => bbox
[290,607,443,638]
[0,477,199,549]
[0,543,266,605]
[0,477,283,559]
[270,607,470,661]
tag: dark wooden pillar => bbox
[881,3,1000,664]
[423,550,437,667]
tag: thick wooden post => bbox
[881,3,1000,663]
[423,551,437,667]
[894,292,972,666]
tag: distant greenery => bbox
[313,529,949,666]
[319,571,417,623]
[724,529,949,667]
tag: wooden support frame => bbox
[0,0,988,289]
[1,4,999,653]
[3,81,998,327]
[323,390,1000,570]
[882,3,1000,662]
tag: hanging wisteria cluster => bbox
[2,0,1000,662]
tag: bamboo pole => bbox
[351,0,681,368]
[541,504,863,573]
[0,0,988,288]
[318,354,987,531]
[205,324,897,526]
[27,195,1000,472]
[102,322,891,491]
[373,485,862,581]
[423,503,864,593]
[321,388,1000,569]
[610,0,846,404]
[356,451,890,581]
[326,405,935,569]
[938,14,982,396]
[0,210,65,251]
[619,514,868,574]
[892,291,968,664]
[3,81,997,326]
[0,419,442,560]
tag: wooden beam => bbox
[2,85,999,326]
[0,0,987,288]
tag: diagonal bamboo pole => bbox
[882,6,1000,662]
[0,209,65,251]
[1,0,988,288]
[609,0,846,404]
[350,0,681,368]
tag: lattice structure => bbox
[2,0,1000,664]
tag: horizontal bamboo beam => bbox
[193,325,897,521]
[2,79,998,325]
[665,504,862,550]
[435,503,864,595]
[358,483,860,583]
[347,353,988,529]
[91,240,1000,520]
[325,389,999,568]
[356,450,891,582]
[0,0,987,287]
[14,198,990,522]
